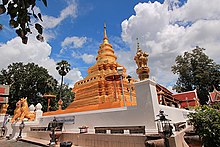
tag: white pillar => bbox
[134,79,160,132]
[35,103,43,120]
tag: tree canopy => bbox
[0,62,56,114]
[0,62,74,114]
[188,105,220,147]
[0,0,47,44]
[50,84,74,111]
[172,46,220,105]
[56,60,71,77]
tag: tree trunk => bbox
[59,75,64,100]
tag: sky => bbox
[0,0,220,92]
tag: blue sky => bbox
[0,0,220,91]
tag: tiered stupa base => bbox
[43,100,136,116]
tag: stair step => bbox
[20,136,49,147]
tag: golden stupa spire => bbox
[103,22,109,44]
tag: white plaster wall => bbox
[16,79,192,135]
[39,80,162,133]
[159,105,191,123]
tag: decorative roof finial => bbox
[134,38,150,81]
[103,22,109,44]
[136,38,141,51]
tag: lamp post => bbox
[117,67,126,107]
[17,120,25,141]
[126,75,132,103]
[155,110,173,147]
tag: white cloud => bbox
[61,36,87,49]
[29,2,77,42]
[173,0,220,22]
[65,68,83,87]
[71,52,96,64]
[0,0,82,88]
[80,54,96,64]
[0,35,82,88]
[41,2,77,29]
[120,0,220,89]
[0,36,51,69]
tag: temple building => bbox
[156,84,180,107]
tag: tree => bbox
[188,106,220,147]
[0,62,57,114]
[172,46,220,104]
[0,0,47,44]
[50,84,74,111]
[56,60,71,101]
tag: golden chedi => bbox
[44,24,136,115]
[67,23,136,111]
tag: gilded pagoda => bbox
[44,24,136,115]
[67,23,136,111]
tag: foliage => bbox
[188,105,220,147]
[212,103,220,110]
[0,0,47,44]
[56,60,71,99]
[172,46,220,104]
[56,60,71,77]
[0,62,57,114]
[50,84,74,111]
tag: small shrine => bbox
[43,94,56,112]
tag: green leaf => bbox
[33,12,38,19]
[42,0,47,7]
[38,13,43,22]
[0,5,6,15]
[35,23,43,34]
[2,0,9,5]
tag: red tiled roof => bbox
[156,84,173,95]
[173,90,199,108]
[209,89,220,102]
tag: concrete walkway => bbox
[0,138,80,147]
[0,138,42,147]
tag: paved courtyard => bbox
[0,138,42,147]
